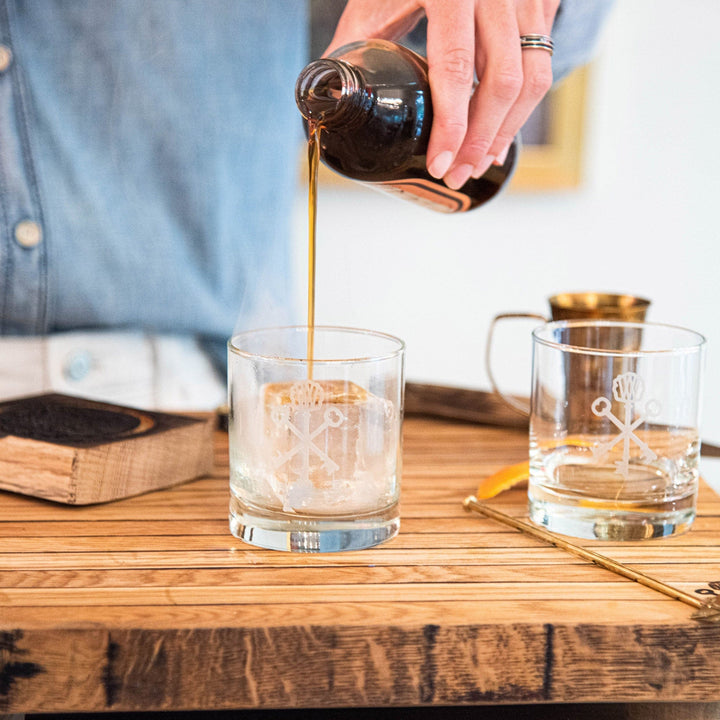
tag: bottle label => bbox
[372,178,472,213]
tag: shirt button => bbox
[63,351,93,382]
[0,45,12,73]
[14,219,43,248]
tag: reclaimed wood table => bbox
[2,415,720,717]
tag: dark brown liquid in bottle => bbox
[296,41,517,214]
[317,83,516,213]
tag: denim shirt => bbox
[0,0,611,373]
[0,0,308,369]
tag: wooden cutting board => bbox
[0,393,214,504]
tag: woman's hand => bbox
[327,0,560,188]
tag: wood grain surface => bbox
[2,417,720,714]
[0,394,214,504]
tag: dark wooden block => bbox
[0,393,214,504]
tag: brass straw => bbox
[463,495,720,622]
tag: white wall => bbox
[293,0,720,442]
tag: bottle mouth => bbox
[295,58,367,123]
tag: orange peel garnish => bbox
[475,460,530,499]
[474,438,597,500]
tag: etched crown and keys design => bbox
[591,371,660,479]
[270,379,345,481]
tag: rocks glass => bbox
[228,326,405,552]
[528,320,705,540]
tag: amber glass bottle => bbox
[295,39,517,213]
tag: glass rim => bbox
[531,319,707,356]
[227,325,406,364]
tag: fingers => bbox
[488,48,553,166]
[438,0,560,189]
[488,0,557,164]
[440,0,522,188]
[423,0,476,180]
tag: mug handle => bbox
[485,312,547,417]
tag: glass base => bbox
[528,498,695,541]
[229,494,399,552]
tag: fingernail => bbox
[428,151,454,179]
[471,156,494,179]
[444,163,475,190]
[492,146,510,167]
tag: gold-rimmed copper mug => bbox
[486,292,651,415]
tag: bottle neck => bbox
[295,58,370,127]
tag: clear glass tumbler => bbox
[528,320,706,540]
[228,326,405,552]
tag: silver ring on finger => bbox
[519,34,554,56]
